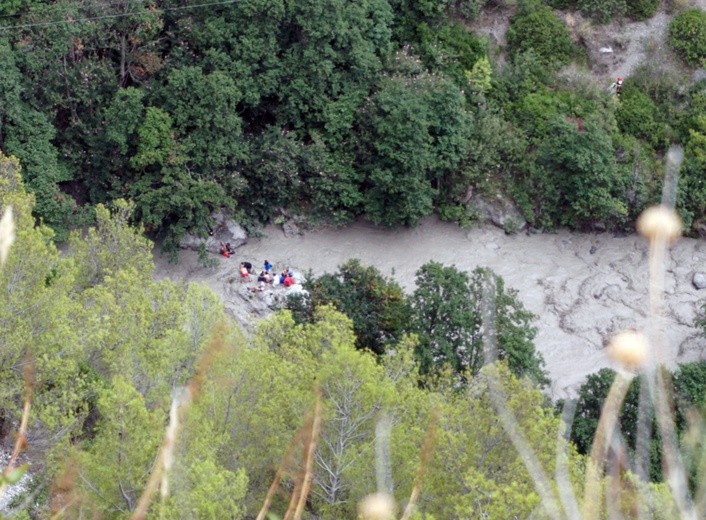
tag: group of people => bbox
[242,259,296,291]
[216,244,296,291]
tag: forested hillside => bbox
[1,0,705,244]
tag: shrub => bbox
[626,0,660,20]
[506,0,574,68]
[578,0,626,23]
[545,0,576,9]
[533,115,628,229]
[416,22,486,87]
[616,88,666,149]
[451,0,487,21]
[613,134,663,221]
[628,65,686,119]
[668,8,706,68]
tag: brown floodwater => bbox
[154,216,706,399]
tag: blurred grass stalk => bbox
[131,322,228,519]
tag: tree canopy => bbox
[0,0,702,242]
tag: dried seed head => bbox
[609,331,649,368]
[358,493,397,520]
[0,206,15,267]
[636,205,682,242]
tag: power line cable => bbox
[0,0,238,31]
[0,0,158,20]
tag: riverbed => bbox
[154,216,706,399]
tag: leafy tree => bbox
[450,0,488,22]
[460,109,528,199]
[625,0,660,21]
[239,129,307,223]
[532,115,628,229]
[669,8,706,68]
[569,363,706,484]
[72,376,164,516]
[613,133,663,222]
[312,314,397,517]
[355,68,472,226]
[162,458,248,519]
[0,39,74,239]
[677,114,706,231]
[569,369,642,456]
[303,136,364,225]
[160,67,246,178]
[506,0,574,69]
[616,87,667,150]
[202,307,421,518]
[275,0,393,135]
[13,0,162,210]
[290,259,411,355]
[409,262,480,376]
[67,200,153,290]
[490,49,557,108]
[415,22,486,88]
[130,107,175,170]
[410,263,548,385]
[674,360,706,427]
[426,363,577,518]
[0,152,87,436]
[465,56,492,101]
[577,0,626,23]
[161,376,250,520]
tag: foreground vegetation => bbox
[3,151,706,518]
[0,153,576,518]
[1,0,706,244]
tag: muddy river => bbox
[155,216,706,399]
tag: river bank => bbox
[154,216,706,399]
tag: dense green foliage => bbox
[571,0,657,22]
[506,0,574,68]
[625,0,660,21]
[288,259,411,355]
[669,9,706,68]
[569,363,706,484]
[0,0,702,243]
[411,262,548,385]
[577,0,626,23]
[289,259,548,385]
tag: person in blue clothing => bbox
[264,259,272,272]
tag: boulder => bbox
[693,272,706,290]
[281,214,310,238]
[468,192,527,233]
[179,212,248,254]
[282,219,302,238]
